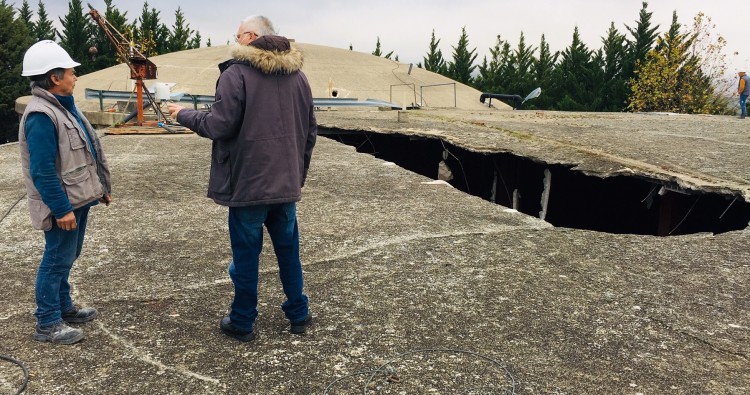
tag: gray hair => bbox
[241,15,276,37]
[29,68,66,90]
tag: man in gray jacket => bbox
[168,15,317,342]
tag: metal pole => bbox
[136,79,144,125]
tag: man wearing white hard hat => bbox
[18,40,112,345]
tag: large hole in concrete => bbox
[322,128,750,236]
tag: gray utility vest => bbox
[18,86,112,231]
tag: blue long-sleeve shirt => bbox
[25,94,98,218]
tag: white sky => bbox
[32,0,750,73]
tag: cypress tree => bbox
[372,36,382,56]
[531,34,558,109]
[371,36,395,60]
[475,35,505,93]
[589,49,606,111]
[623,2,660,93]
[510,32,537,98]
[554,26,596,111]
[168,6,194,52]
[134,1,169,56]
[90,0,130,70]
[17,0,33,30]
[422,29,447,75]
[58,0,94,74]
[448,26,477,85]
[189,31,201,49]
[600,22,628,111]
[33,0,56,41]
[0,0,34,143]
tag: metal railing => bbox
[389,83,417,109]
[85,88,214,110]
[85,88,402,111]
[420,83,456,108]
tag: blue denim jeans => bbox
[34,206,90,327]
[741,94,748,116]
[227,203,308,331]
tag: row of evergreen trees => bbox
[0,0,207,143]
[0,1,735,144]
[412,3,732,113]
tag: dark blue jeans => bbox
[741,94,748,116]
[227,203,308,332]
[34,206,90,327]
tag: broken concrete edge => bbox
[317,120,750,204]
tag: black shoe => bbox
[62,306,97,324]
[220,316,255,342]
[34,322,84,345]
[290,314,312,334]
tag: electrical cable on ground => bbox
[0,194,26,224]
[0,354,29,395]
[323,348,516,395]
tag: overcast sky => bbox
[34,0,750,73]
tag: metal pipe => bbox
[121,100,151,124]
[480,93,524,109]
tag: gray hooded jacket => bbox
[177,35,317,206]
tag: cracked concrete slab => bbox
[1,112,749,394]
[315,109,750,199]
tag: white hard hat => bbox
[22,40,81,77]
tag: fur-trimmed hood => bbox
[230,35,303,75]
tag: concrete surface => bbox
[1,107,749,393]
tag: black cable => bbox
[355,133,377,154]
[668,195,701,235]
[0,354,29,395]
[0,194,26,224]
[440,140,471,194]
[492,157,513,205]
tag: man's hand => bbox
[56,211,76,231]
[167,103,185,118]
[100,194,112,206]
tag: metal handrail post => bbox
[419,83,457,108]
[389,83,416,108]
